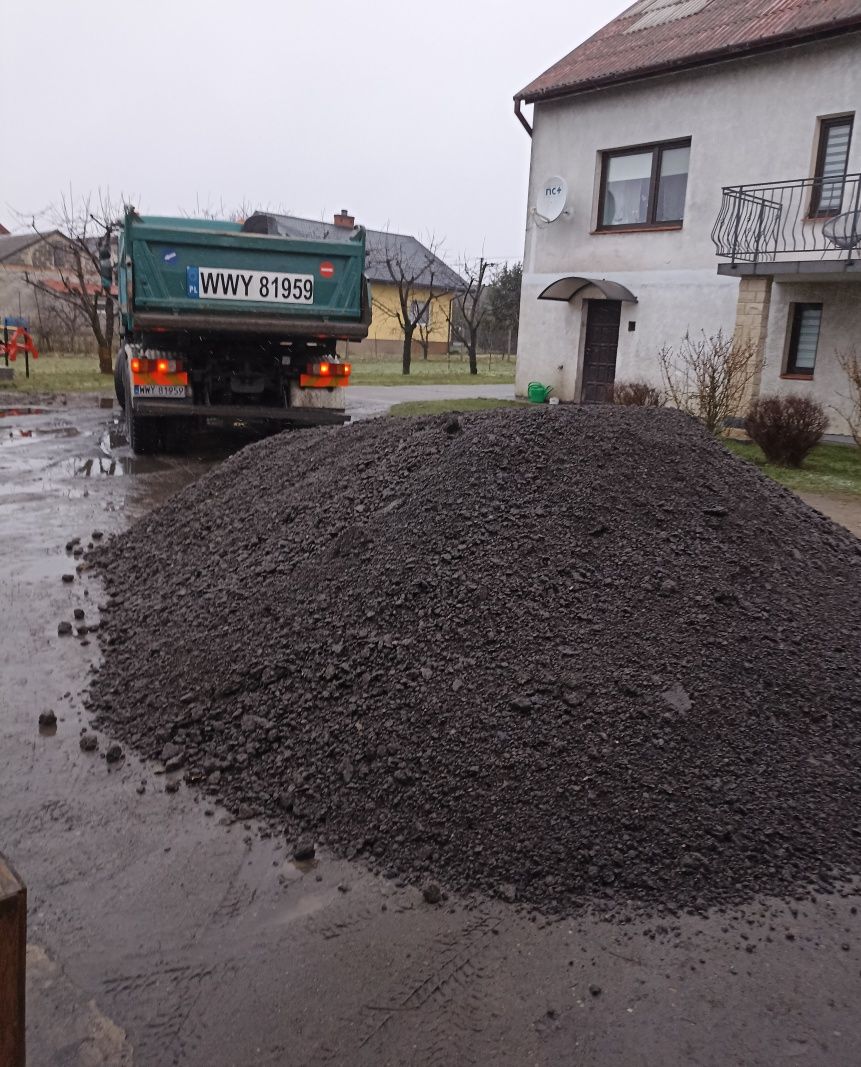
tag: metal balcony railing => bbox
[712,173,861,265]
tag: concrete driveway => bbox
[0,401,859,1066]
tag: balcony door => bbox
[581,300,621,404]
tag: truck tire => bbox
[114,351,125,409]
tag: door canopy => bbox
[538,277,638,303]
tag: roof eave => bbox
[514,17,861,106]
[0,234,43,263]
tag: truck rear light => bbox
[308,362,351,377]
[130,355,184,375]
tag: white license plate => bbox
[188,266,314,305]
[133,384,188,398]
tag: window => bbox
[811,115,854,217]
[786,303,822,376]
[410,299,430,327]
[598,139,691,230]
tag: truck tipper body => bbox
[112,209,370,452]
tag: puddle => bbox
[64,456,127,478]
[37,425,79,439]
[1,415,79,446]
[275,887,337,925]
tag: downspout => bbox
[514,98,533,138]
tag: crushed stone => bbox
[86,407,861,914]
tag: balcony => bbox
[712,173,861,279]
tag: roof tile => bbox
[259,213,466,291]
[517,0,861,103]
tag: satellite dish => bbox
[536,176,568,222]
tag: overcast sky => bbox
[3,0,631,264]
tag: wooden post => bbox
[0,855,26,1067]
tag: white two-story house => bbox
[514,0,861,433]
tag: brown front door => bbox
[581,300,621,403]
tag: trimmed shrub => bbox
[744,394,827,467]
[612,381,665,407]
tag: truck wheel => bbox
[114,351,126,409]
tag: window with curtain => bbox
[599,140,691,230]
[786,304,823,376]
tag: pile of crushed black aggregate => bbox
[87,406,861,914]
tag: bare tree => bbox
[487,261,522,361]
[184,197,277,223]
[30,288,91,354]
[658,330,763,435]
[416,311,432,362]
[22,190,121,374]
[447,257,490,376]
[836,346,861,448]
[369,234,445,376]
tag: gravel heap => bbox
[88,406,861,913]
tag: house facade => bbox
[514,0,861,433]
[269,211,464,358]
[0,230,102,352]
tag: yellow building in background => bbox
[267,210,464,358]
[366,281,454,357]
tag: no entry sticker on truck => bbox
[186,266,314,304]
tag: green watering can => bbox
[527,381,553,404]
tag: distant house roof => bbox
[0,223,10,236]
[257,213,466,292]
[37,277,108,297]
[0,232,45,263]
[516,0,861,104]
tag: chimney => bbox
[333,209,355,229]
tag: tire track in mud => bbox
[101,958,239,1063]
[316,912,502,1066]
[306,887,416,942]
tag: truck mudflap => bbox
[132,399,349,426]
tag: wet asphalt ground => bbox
[1,398,860,1067]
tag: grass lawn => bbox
[388,398,527,418]
[349,355,515,387]
[726,440,861,497]
[1,353,111,394]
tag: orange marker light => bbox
[319,363,331,375]
[130,358,141,373]
[157,359,169,373]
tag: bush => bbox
[612,381,665,407]
[659,330,761,434]
[744,395,827,467]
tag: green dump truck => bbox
[111,209,370,453]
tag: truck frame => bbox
[110,210,370,453]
